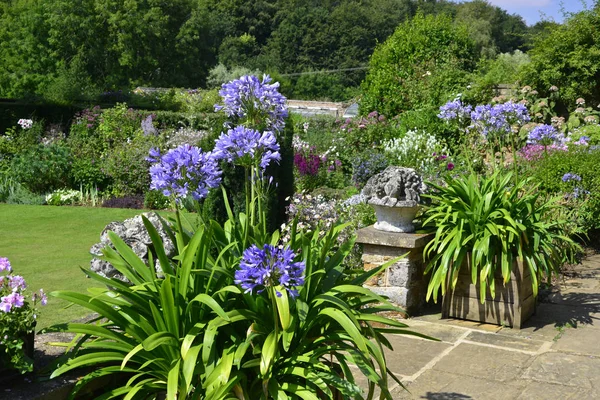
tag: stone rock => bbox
[361,166,427,208]
[90,212,175,281]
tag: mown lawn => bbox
[0,204,170,329]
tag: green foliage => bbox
[520,7,600,109]
[422,171,581,303]
[361,12,477,117]
[4,184,45,205]
[102,134,164,196]
[525,148,600,231]
[144,190,171,210]
[51,200,418,398]
[467,51,531,104]
[10,144,72,193]
[207,64,263,89]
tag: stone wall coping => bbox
[356,225,433,249]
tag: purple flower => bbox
[528,125,562,146]
[33,289,47,306]
[471,101,530,137]
[8,275,26,291]
[446,162,455,171]
[294,147,322,176]
[0,292,25,312]
[213,126,281,170]
[215,75,288,132]
[574,136,590,146]
[0,257,11,273]
[141,115,157,136]
[148,145,222,202]
[438,99,472,121]
[235,244,305,298]
[562,173,582,183]
[573,187,590,198]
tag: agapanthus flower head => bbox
[470,101,530,138]
[148,145,222,202]
[235,244,305,298]
[562,173,582,183]
[213,126,281,170]
[438,99,472,121]
[528,124,562,146]
[0,257,11,273]
[0,292,25,313]
[215,74,288,132]
[17,119,33,129]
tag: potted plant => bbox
[420,171,579,328]
[0,256,47,381]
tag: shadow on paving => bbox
[421,392,472,399]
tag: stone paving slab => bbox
[522,352,600,389]
[463,330,547,353]
[552,327,600,356]
[516,381,596,400]
[404,319,469,344]
[392,369,526,399]
[432,343,533,382]
[383,334,453,376]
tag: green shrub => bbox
[525,148,600,231]
[5,184,45,205]
[102,134,164,196]
[360,12,477,117]
[520,7,600,110]
[10,144,72,193]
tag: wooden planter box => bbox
[442,259,535,329]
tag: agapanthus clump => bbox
[213,125,281,170]
[148,145,222,202]
[470,101,530,138]
[215,74,288,132]
[235,244,305,298]
[528,124,563,146]
[438,99,472,121]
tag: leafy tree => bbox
[360,12,477,117]
[520,6,600,109]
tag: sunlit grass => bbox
[0,204,171,329]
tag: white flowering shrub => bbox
[383,130,451,178]
[45,188,81,206]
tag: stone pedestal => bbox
[356,225,433,314]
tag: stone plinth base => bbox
[356,225,433,314]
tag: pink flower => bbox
[446,163,455,171]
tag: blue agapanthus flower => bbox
[235,244,305,298]
[438,99,472,121]
[148,145,222,201]
[470,101,530,137]
[213,125,281,170]
[562,173,582,183]
[215,74,288,132]
[528,124,562,146]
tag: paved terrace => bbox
[358,253,600,399]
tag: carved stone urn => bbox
[361,166,427,233]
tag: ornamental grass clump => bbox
[421,171,581,303]
[0,257,47,374]
[51,75,420,400]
